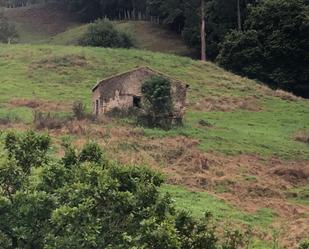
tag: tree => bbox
[0,11,18,43]
[140,76,174,129]
[0,131,246,249]
[217,30,264,80]
[201,0,206,61]
[237,0,241,30]
[218,0,309,97]
[183,0,249,60]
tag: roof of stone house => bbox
[91,66,188,92]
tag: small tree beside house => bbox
[140,76,174,129]
[91,67,188,128]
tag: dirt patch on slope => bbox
[192,96,261,112]
[293,130,309,144]
[281,218,309,249]
[30,55,89,70]
[272,167,309,185]
[273,90,301,102]
[7,98,71,112]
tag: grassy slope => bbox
[4,3,192,56]
[46,21,193,56]
[0,44,308,160]
[4,3,79,43]
[0,45,308,248]
[1,5,308,248]
[46,24,88,45]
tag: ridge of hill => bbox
[0,44,308,248]
[47,21,194,57]
[3,3,193,56]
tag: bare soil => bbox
[191,96,261,112]
[30,55,89,70]
[7,98,72,112]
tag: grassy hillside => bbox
[3,3,79,43]
[4,3,192,56]
[48,21,194,56]
[1,4,308,248]
[0,44,308,248]
[0,44,308,159]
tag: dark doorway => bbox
[95,99,99,115]
[133,96,141,108]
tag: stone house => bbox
[92,66,188,119]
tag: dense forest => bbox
[1,0,308,96]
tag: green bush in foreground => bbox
[79,19,134,48]
[298,240,309,249]
[0,131,246,249]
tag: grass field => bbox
[0,42,309,249]
[162,184,280,248]
[1,3,309,248]
[1,44,307,160]
[162,185,277,228]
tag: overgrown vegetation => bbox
[79,19,134,48]
[298,240,309,249]
[0,130,248,249]
[33,111,68,130]
[72,100,87,120]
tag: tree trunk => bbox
[237,0,242,30]
[201,0,206,61]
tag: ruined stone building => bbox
[92,66,188,119]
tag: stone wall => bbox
[92,67,188,117]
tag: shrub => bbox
[298,240,309,249]
[79,142,104,163]
[140,76,174,130]
[79,19,134,48]
[4,130,50,172]
[72,100,87,120]
[34,111,68,130]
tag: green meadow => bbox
[0,44,308,160]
